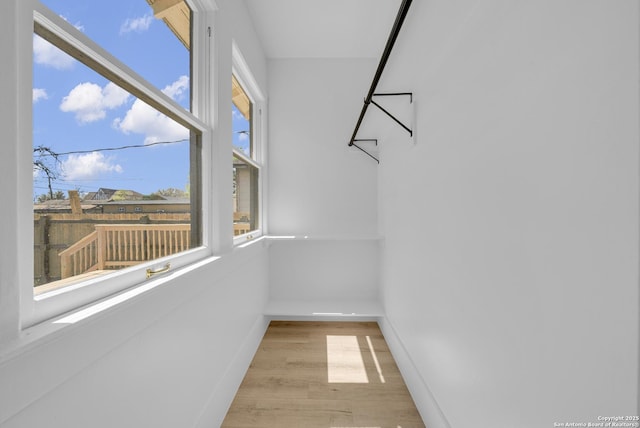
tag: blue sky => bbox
[33,0,249,200]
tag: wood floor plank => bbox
[222,321,425,428]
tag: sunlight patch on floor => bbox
[366,335,386,383]
[326,335,369,383]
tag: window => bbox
[29,0,210,321]
[232,66,263,243]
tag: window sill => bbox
[233,230,263,247]
[3,236,270,365]
[1,254,221,365]
[27,246,213,328]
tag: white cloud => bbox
[60,82,130,123]
[62,152,123,180]
[120,15,153,34]
[33,88,48,103]
[113,100,189,144]
[238,132,249,142]
[33,34,75,70]
[113,76,190,144]
[162,75,189,99]
[102,82,131,108]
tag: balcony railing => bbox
[59,224,191,279]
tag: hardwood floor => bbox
[222,321,425,428]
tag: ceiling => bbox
[244,0,402,59]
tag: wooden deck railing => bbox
[60,224,191,279]
[59,230,99,279]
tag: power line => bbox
[34,139,189,157]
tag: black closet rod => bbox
[348,0,413,147]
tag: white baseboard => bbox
[265,299,384,321]
[193,315,269,428]
[378,317,452,428]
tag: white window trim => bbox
[21,1,216,328]
[232,41,266,246]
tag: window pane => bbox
[33,33,200,293]
[233,155,259,236]
[232,74,259,238]
[232,75,253,158]
[38,0,191,110]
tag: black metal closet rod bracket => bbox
[373,92,413,103]
[369,93,413,137]
[351,141,380,164]
[353,138,378,146]
[347,0,413,161]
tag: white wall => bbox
[266,58,381,308]
[0,1,271,427]
[268,58,378,237]
[1,246,269,428]
[269,238,379,304]
[377,1,639,427]
[0,0,21,344]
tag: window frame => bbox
[22,0,215,328]
[231,42,266,246]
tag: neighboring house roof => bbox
[110,189,145,201]
[88,188,118,201]
[146,0,190,50]
[84,188,146,202]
